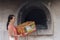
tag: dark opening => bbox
[17,1,51,30]
[22,7,47,30]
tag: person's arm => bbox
[8,27,22,37]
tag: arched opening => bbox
[17,1,51,33]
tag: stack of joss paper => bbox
[16,21,36,36]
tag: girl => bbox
[7,15,19,40]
